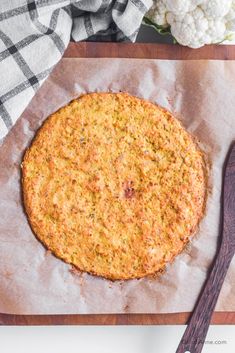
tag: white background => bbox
[0,325,235,353]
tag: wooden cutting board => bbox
[1,43,235,326]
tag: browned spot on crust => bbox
[123,181,135,199]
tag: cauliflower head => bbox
[146,0,235,48]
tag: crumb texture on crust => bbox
[22,92,207,280]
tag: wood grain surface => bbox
[1,42,235,326]
[64,42,235,60]
[1,312,235,326]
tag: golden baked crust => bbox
[22,92,207,280]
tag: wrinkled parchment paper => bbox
[1,58,235,315]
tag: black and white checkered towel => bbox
[0,0,152,140]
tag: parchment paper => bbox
[0,58,235,315]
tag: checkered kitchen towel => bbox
[0,0,152,140]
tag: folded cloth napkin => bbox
[0,0,152,140]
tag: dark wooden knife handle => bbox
[176,242,233,353]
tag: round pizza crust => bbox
[22,92,207,280]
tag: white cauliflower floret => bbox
[147,0,168,26]
[165,0,202,14]
[226,1,235,21]
[225,2,235,30]
[201,0,232,18]
[146,0,235,48]
[167,7,226,48]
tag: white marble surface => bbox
[0,326,234,353]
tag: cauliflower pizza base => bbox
[22,92,207,280]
